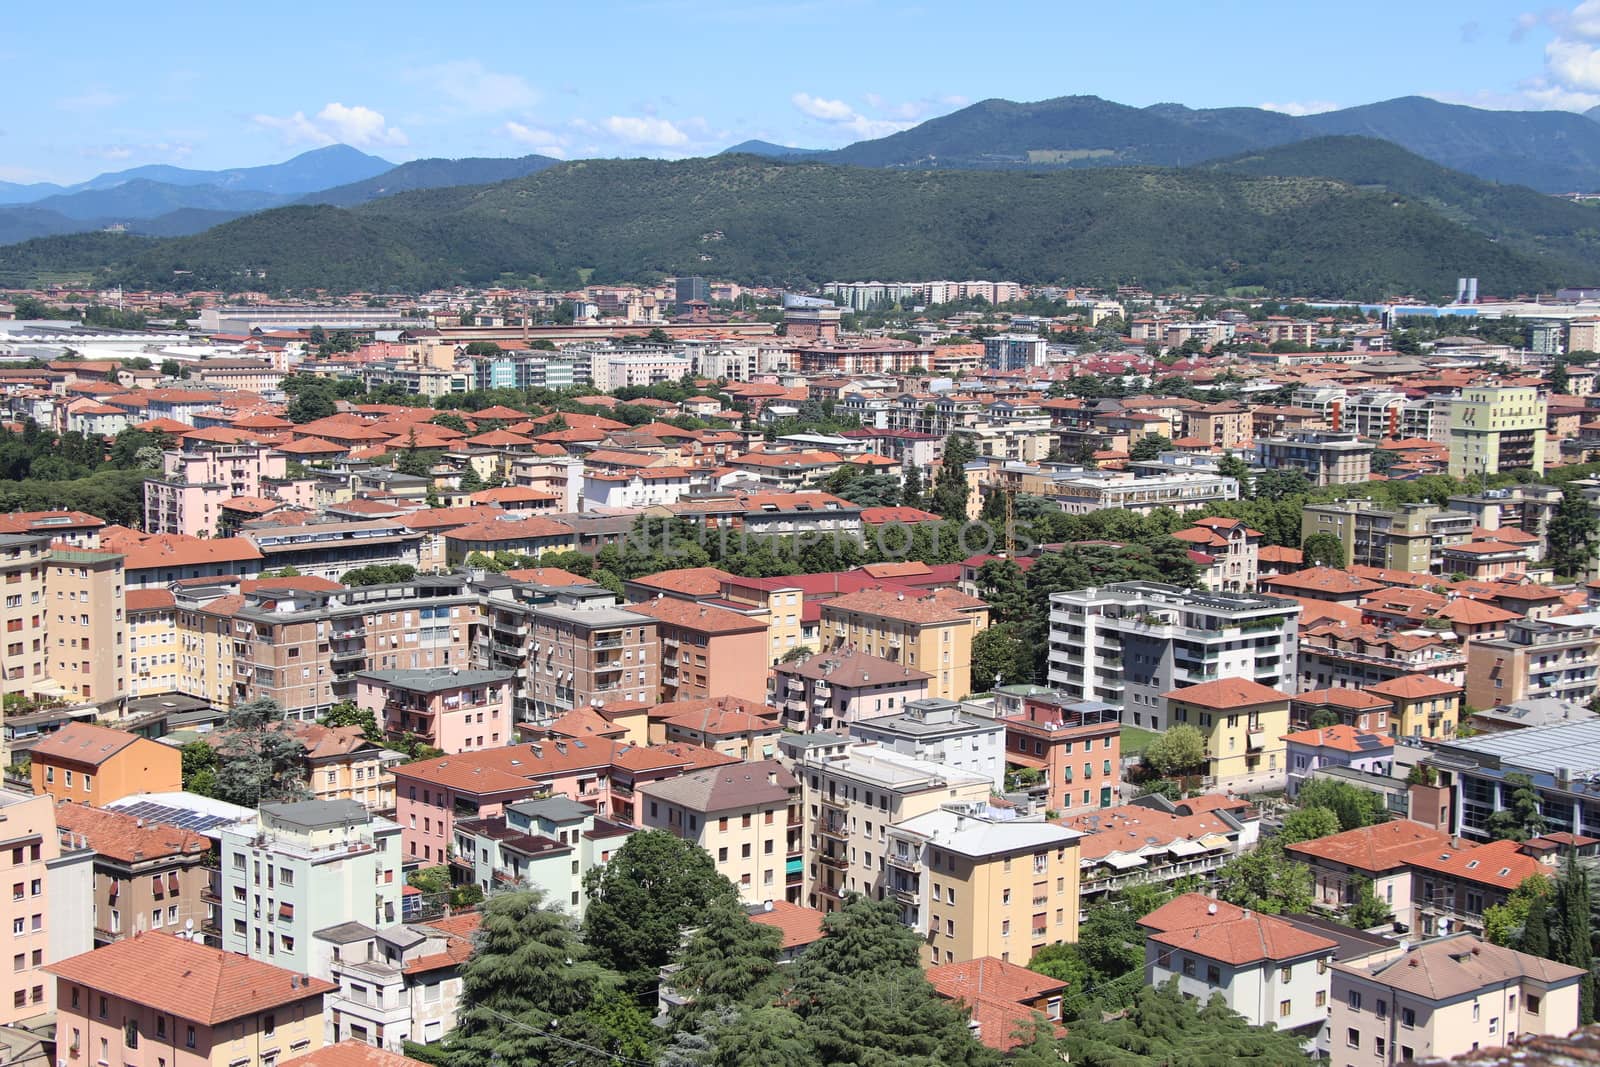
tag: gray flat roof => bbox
[357,668,514,693]
[1438,719,1600,777]
[508,795,592,823]
[262,798,371,830]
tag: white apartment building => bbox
[1046,468,1240,516]
[848,698,1005,790]
[1047,582,1301,731]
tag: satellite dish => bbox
[185,919,194,931]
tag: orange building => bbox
[1001,694,1122,814]
[628,595,770,704]
[30,722,182,806]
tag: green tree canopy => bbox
[1144,723,1205,778]
[1296,778,1388,832]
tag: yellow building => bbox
[720,576,806,664]
[888,807,1081,966]
[1369,674,1463,740]
[1163,677,1291,791]
[819,587,989,701]
[0,534,50,765]
[1448,385,1547,478]
[174,581,242,706]
[45,548,126,707]
[638,759,804,905]
[126,589,180,697]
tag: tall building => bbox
[45,547,126,707]
[674,275,709,311]
[982,334,1048,371]
[0,791,93,1024]
[1301,500,1474,574]
[144,440,289,538]
[220,800,402,977]
[1047,583,1301,731]
[1448,385,1547,478]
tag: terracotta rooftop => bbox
[1285,821,1451,874]
[1164,677,1288,709]
[1281,724,1394,753]
[30,721,144,765]
[628,595,767,635]
[54,802,211,864]
[46,932,334,1024]
[749,900,826,950]
[628,566,738,597]
[1139,892,1338,966]
[1293,687,1393,711]
[284,1041,434,1067]
[1367,675,1462,700]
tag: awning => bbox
[1167,839,1207,858]
[1102,853,1146,870]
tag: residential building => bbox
[293,723,404,812]
[1426,720,1600,842]
[1140,893,1338,1034]
[522,590,659,723]
[1368,675,1463,740]
[849,698,1005,790]
[1068,797,1253,906]
[638,760,804,905]
[785,738,990,913]
[1329,935,1582,1066]
[220,800,403,976]
[45,547,126,707]
[717,575,807,664]
[316,915,477,1051]
[1283,725,1395,797]
[355,669,514,755]
[144,440,289,538]
[1043,466,1240,516]
[1449,385,1547,478]
[1000,694,1121,814]
[926,957,1065,1053]
[1406,838,1547,937]
[1292,689,1395,732]
[1301,500,1474,574]
[126,589,180,698]
[1254,430,1373,486]
[1164,678,1292,791]
[46,933,334,1067]
[1286,821,1452,917]
[819,587,987,702]
[628,596,770,704]
[982,334,1048,371]
[0,791,93,1023]
[30,722,182,806]
[770,648,931,732]
[656,701,783,760]
[1466,617,1600,711]
[1047,583,1301,732]
[453,796,631,915]
[0,535,50,741]
[54,803,213,947]
[886,805,1081,966]
[1171,517,1261,593]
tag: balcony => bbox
[890,882,918,904]
[816,818,848,842]
[331,647,366,663]
[816,880,846,900]
[818,849,849,869]
[594,635,624,650]
[886,850,922,872]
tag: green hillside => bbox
[0,155,1584,298]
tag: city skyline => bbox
[7,0,1600,184]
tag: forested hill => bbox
[0,154,1584,298]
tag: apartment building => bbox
[1046,583,1301,731]
[1301,500,1474,574]
[1165,678,1292,790]
[1406,838,1545,937]
[1182,403,1252,448]
[1449,385,1548,478]
[0,791,93,1024]
[657,702,783,760]
[1001,695,1121,814]
[882,805,1079,967]
[1329,935,1582,1066]
[628,596,770,704]
[233,577,479,719]
[718,575,807,664]
[770,648,931,732]
[453,796,632,915]
[355,669,513,755]
[126,589,179,697]
[1297,625,1467,694]
[1466,617,1600,710]
[1045,467,1240,516]
[55,803,213,947]
[516,590,659,723]
[1426,720,1600,842]
[144,440,289,537]
[1140,894,1338,1034]
[785,737,991,913]
[1069,797,1253,906]
[174,579,242,707]
[1171,517,1260,593]
[1283,725,1395,797]
[294,723,404,811]
[849,698,1005,790]
[1368,675,1462,740]
[317,915,476,1050]
[47,933,334,1067]
[243,520,425,583]
[30,722,182,806]
[1254,430,1373,486]
[0,534,49,733]
[220,800,403,976]
[639,760,804,905]
[45,547,126,707]
[1285,821,1451,916]
[819,587,986,702]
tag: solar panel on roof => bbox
[1354,735,1386,750]
[113,800,233,833]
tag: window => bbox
[1346,1028,1359,1049]
[1402,1047,1415,1062]
[1375,1036,1387,1058]
[263,1014,275,1038]
[1206,965,1220,985]
[185,1027,196,1050]
[1182,958,1195,977]
[1377,999,1388,1019]
[1348,991,1361,1011]
[1280,965,1292,983]
[1401,1007,1416,1028]
[1472,1003,1480,1022]
[1316,991,1326,1008]
[1279,999,1291,1019]
[98,995,107,1019]
[1528,994,1541,1014]
[1489,1017,1498,1035]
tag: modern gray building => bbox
[1428,720,1600,841]
[848,698,1005,789]
[1047,582,1301,731]
[221,799,403,977]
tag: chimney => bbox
[767,770,777,785]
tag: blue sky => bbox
[8,0,1600,183]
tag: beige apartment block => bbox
[126,589,180,698]
[1449,385,1547,478]
[0,534,49,741]
[819,587,988,701]
[45,549,126,707]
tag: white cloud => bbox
[502,121,568,158]
[417,61,538,115]
[791,92,857,122]
[600,115,689,146]
[253,103,407,148]
[1259,100,1341,116]
[789,91,933,139]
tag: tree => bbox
[319,700,382,742]
[900,464,923,509]
[1216,451,1251,494]
[180,739,217,793]
[1548,484,1600,579]
[1487,773,1548,842]
[1306,707,1342,729]
[1345,875,1394,929]
[1296,778,1388,832]
[340,564,417,587]
[929,435,976,521]
[1552,360,1572,395]
[582,830,741,996]
[1064,981,1309,1066]
[1278,806,1341,845]
[1144,723,1205,778]
[1215,842,1313,914]
[1484,875,1552,949]
[432,412,470,434]
[668,899,783,1013]
[434,889,649,1067]
[1252,467,1312,502]
[458,465,486,493]
[210,698,309,807]
[970,624,1031,693]
[1129,434,1172,462]
[1554,851,1595,1024]
[286,390,336,424]
[1301,531,1346,568]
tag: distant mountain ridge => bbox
[719,140,824,158]
[298,154,563,207]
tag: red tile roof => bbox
[1164,677,1288,709]
[749,900,826,950]
[54,803,211,864]
[1139,893,1337,966]
[30,722,143,765]
[1404,838,1545,891]
[46,932,334,1024]
[1285,821,1451,874]
[1281,724,1394,753]
[1367,675,1462,700]
[285,1042,434,1067]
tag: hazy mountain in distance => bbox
[719,140,824,157]
[299,153,563,207]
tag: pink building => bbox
[355,668,515,755]
[144,441,289,537]
[0,792,94,1024]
